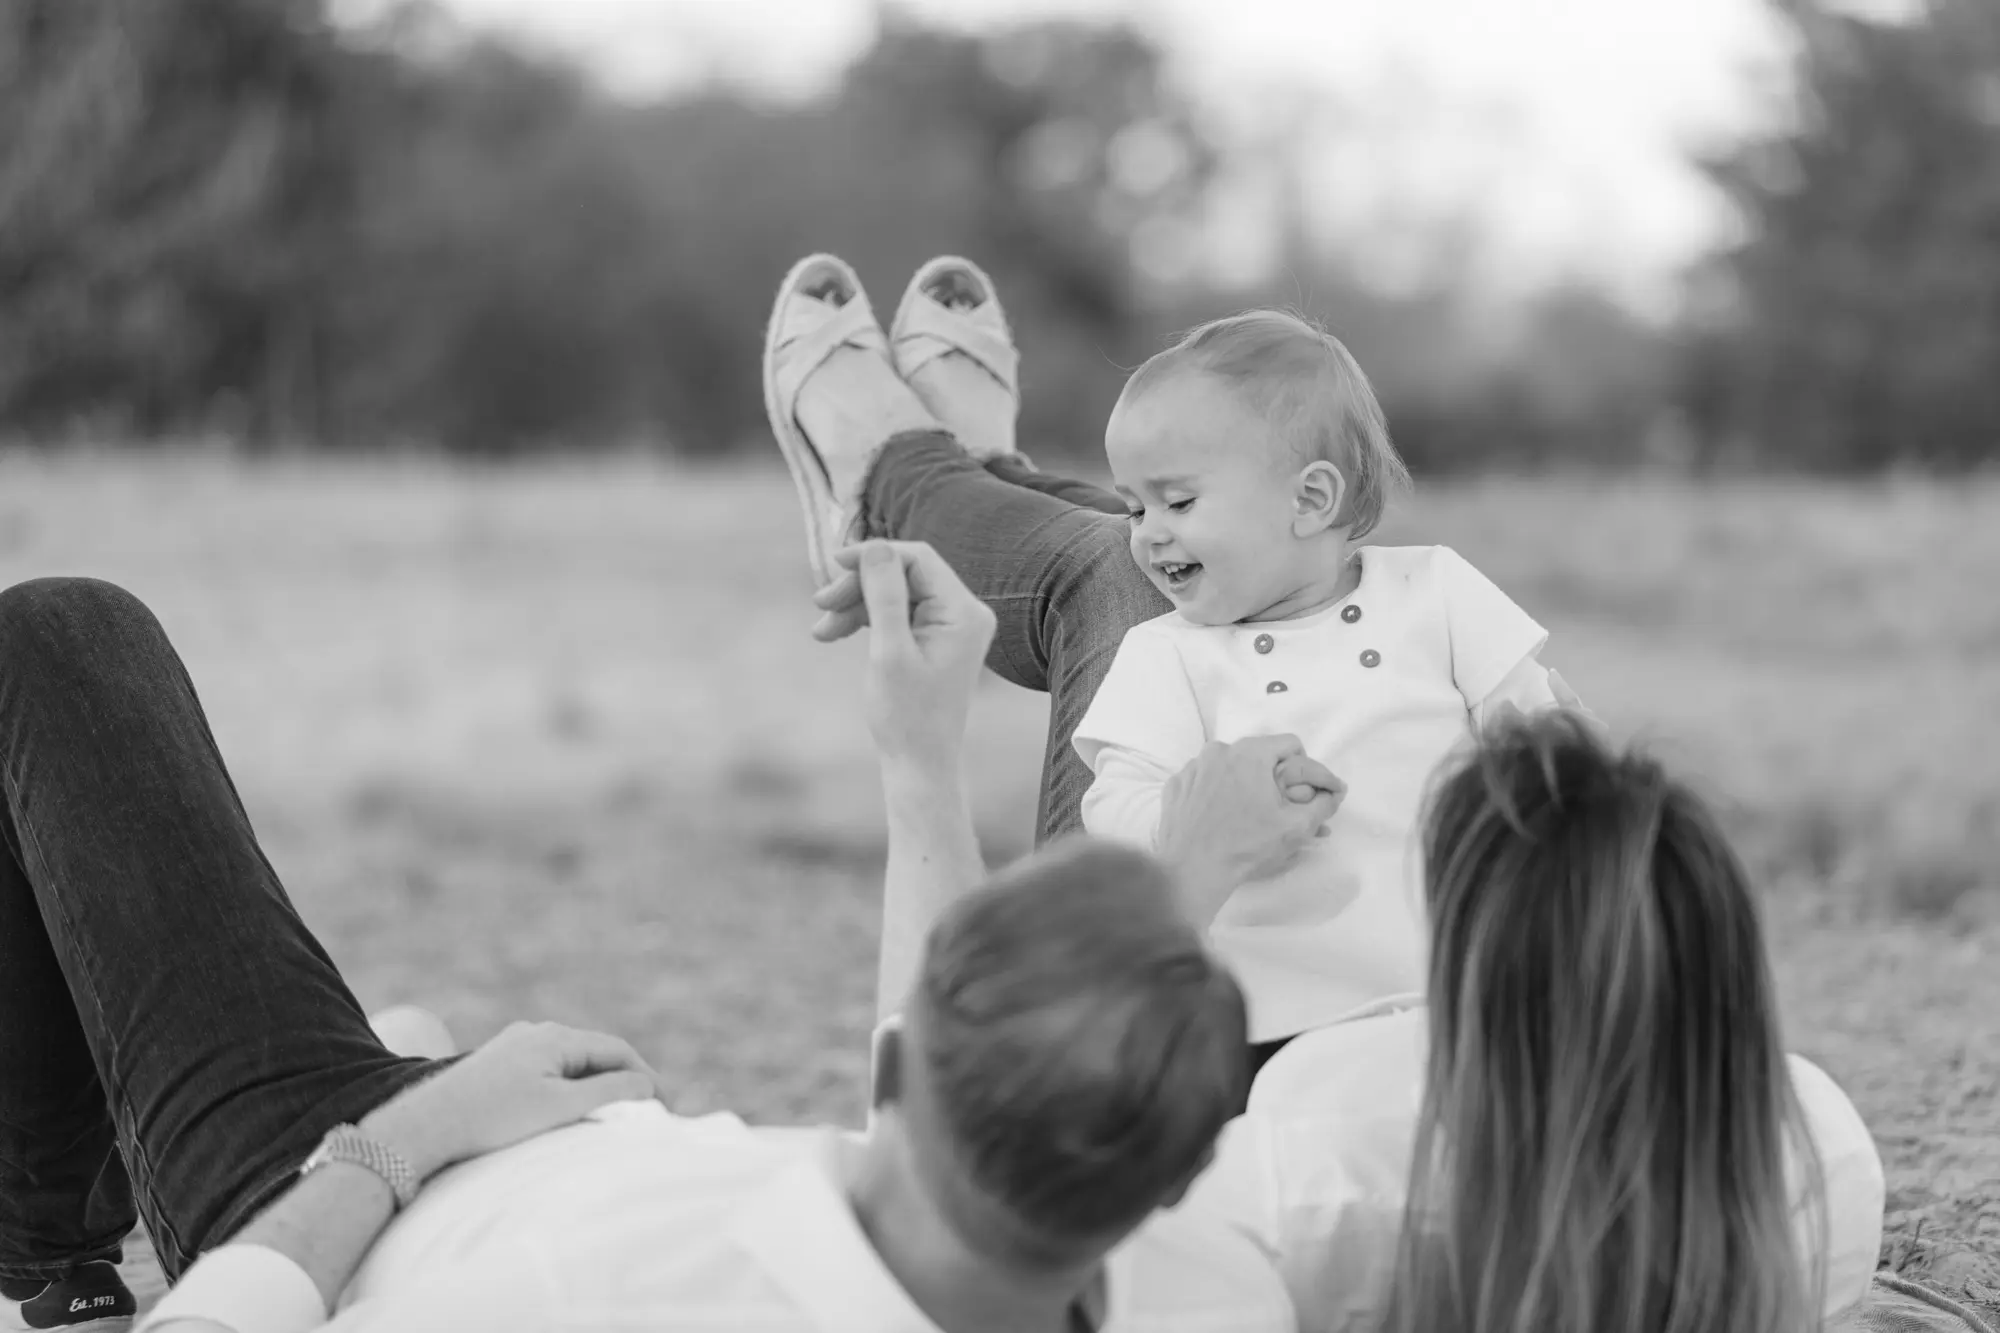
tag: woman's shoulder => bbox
[1785,1053,1882,1173]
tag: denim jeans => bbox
[0,579,443,1283]
[859,431,1169,842]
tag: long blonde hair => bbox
[1388,712,1826,1333]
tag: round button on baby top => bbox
[1359,649,1381,668]
[1266,680,1288,693]
[1253,633,1274,654]
[1341,604,1362,624]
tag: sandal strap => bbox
[771,289,888,417]
[892,294,1019,399]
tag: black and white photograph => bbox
[0,0,1994,1329]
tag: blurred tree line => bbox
[1687,0,2000,470]
[0,0,1994,469]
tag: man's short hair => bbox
[913,839,1250,1242]
[1122,308,1410,538]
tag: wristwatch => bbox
[299,1124,420,1210]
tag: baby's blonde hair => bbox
[1122,309,1410,538]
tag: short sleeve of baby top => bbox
[1433,545,1547,708]
[1073,545,1550,1040]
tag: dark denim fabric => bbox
[860,432,1169,843]
[0,579,441,1283]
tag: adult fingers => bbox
[1236,733,1308,764]
[1273,753,1340,793]
[833,539,933,569]
[545,1026,659,1085]
[1547,668,1583,711]
[811,605,869,642]
[558,1069,662,1116]
[812,570,863,612]
[855,542,915,656]
[810,565,868,640]
[892,542,977,618]
[831,542,921,574]
[818,538,995,663]
[832,541,979,626]
[1297,783,1345,830]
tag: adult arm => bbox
[139,1023,665,1333]
[809,541,997,1020]
[877,761,983,1023]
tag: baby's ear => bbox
[1293,461,1348,537]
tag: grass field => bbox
[1,452,1994,1312]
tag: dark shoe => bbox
[1,1263,135,1331]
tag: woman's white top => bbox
[1188,1003,1887,1333]
[1075,545,1558,1040]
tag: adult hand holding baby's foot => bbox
[835,540,996,772]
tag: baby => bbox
[1074,310,1576,1047]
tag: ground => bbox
[1,452,1993,1315]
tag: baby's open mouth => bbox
[1156,561,1203,592]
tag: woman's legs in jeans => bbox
[980,454,1129,518]
[775,272,1149,841]
[0,578,442,1283]
[857,434,1168,843]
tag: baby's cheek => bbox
[1197,518,1243,569]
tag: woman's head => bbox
[1394,711,1823,1333]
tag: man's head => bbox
[872,839,1250,1266]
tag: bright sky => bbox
[395,0,1795,307]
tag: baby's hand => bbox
[1276,752,1346,817]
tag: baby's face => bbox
[1106,373,1314,626]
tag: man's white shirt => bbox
[140,1101,1294,1332]
[1186,1003,1888,1333]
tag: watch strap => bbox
[300,1124,419,1210]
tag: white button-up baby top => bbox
[1074,545,1557,1041]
